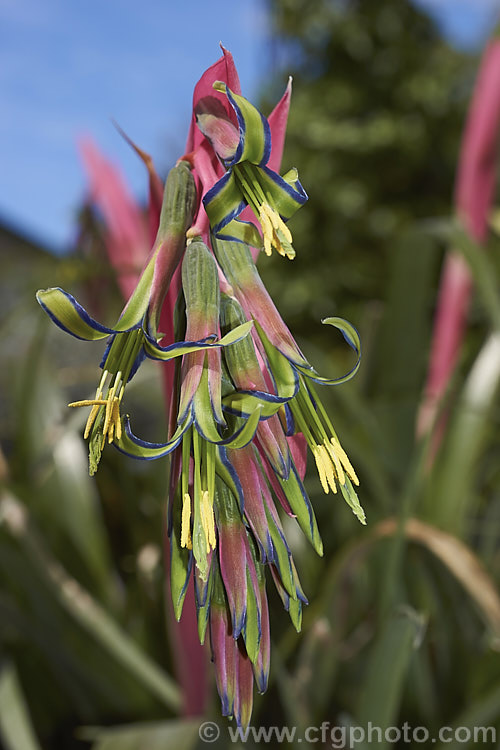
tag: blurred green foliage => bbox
[1,1,500,748]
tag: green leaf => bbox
[0,662,43,750]
[80,719,201,750]
[426,332,500,533]
[434,683,500,750]
[355,606,425,742]
[0,494,181,712]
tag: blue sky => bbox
[0,0,498,252]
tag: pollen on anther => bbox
[181,493,193,550]
[200,490,216,552]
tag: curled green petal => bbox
[114,416,190,459]
[36,288,141,341]
[296,317,361,385]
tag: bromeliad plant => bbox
[36,47,364,728]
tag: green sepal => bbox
[265,506,296,600]
[196,562,214,645]
[243,567,261,665]
[182,238,219,322]
[340,477,366,525]
[169,484,192,621]
[156,160,197,241]
[222,405,262,449]
[221,295,260,379]
[288,597,303,632]
[192,430,209,582]
[278,468,323,556]
[193,358,223,443]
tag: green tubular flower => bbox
[37,161,197,473]
[212,237,364,522]
[198,82,307,259]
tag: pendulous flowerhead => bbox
[37,47,365,730]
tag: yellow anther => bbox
[69,373,123,446]
[259,203,295,259]
[181,493,193,550]
[325,440,345,486]
[329,437,359,486]
[319,443,338,494]
[200,490,216,553]
[313,445,330,495]
[259,205,274,256]
[114,402,122,440]
[313,443,340,494]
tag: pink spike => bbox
[288,432,307,481]
[78,139,150,299]
[111,121,164,243]
[418,38,500,447]
[78,138,150,299]
[267,77,292,173]
[190,141,224,241]
[185,47,241,155]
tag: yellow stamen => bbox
[264,203,292,243]
[259,203,295,259]
[200,489,216,553]
[259,205,274,256]
[69,371,123,446]
[329,437,359,486]
[325,440,345,486]
[319,443,338,494]
[313,445,330,494]
[313,443,341,494]
[181,493,193,550]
